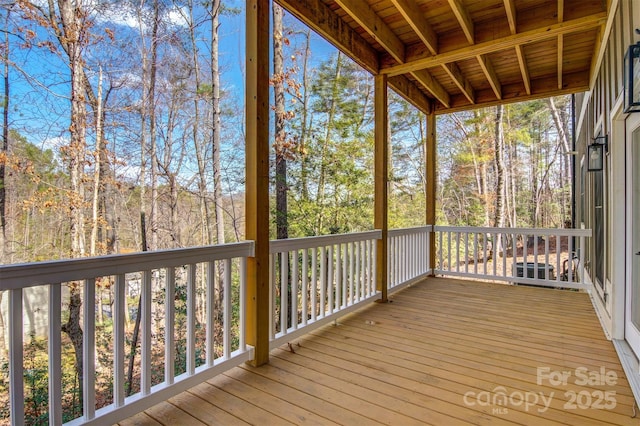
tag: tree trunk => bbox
[100,144,117,254]
[316,52,343,234]
[273,4,288,240]
[481,162,489,226]
[185,0,212,246]
[548,98,571,157]
[209,0,226,333]
[211,0,225,248]
[510,138,518,227]
[273,4,291,327]
[138,2,148,252]
[61,4,87,258]
[55,0,89,405]
[90,68,103,256]
[1,10,9,262]
[61,284,84,407]
[494,105,506,229]
[149,0,160,250]
[531,127,540,227]
[505,144,513,228]
[299,30,312,201]
[547,97,572,223]
[494,105,506,257]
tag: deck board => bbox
[120,277,640,425]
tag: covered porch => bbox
[2,0,626,424]
[123,277,637,426]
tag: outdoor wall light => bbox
[587,135,608,172]
[624,40,640,112]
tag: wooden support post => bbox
[426,113,437,274]
[245,0,270,367]
[374,74,389,302]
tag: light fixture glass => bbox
[587,135,607,172]
[587,143,604,171]
[624,42,640,113]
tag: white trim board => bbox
[613,339,640,408]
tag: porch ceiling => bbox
[276,0,609,114]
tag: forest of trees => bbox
[0,1,574,263]
[0,1,573,423]
[436,97,573,230]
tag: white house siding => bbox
[575,0,640,406]
[0,286,51,346]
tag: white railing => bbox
[269,231,381,350]
[2,225,594,425]
[388,226,431,292]
[434,226,592,289]
[0,242,254,426]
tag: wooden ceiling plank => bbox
[447,0,475,44]
[503,0,516,34]
[476,55,502,100]
[275,0,379,74]
[383,12,607,76]
[515,45,531,95]
[411,70,451,108]
[390,0,438,55]
[558,34,563,89]
[333,0,405,63]
[442,63,475,103]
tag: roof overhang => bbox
[276,0,610,115]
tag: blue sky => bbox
[4,1,338,146]
[2,0,348,193]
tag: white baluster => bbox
[84,278,96,417]
[165,268,176,385]
[114,274,125,406]
[223,259,232,359]
[206,261,215,366]
[49,284,62,426]
[141,271,152,394]
[187,264,196,374]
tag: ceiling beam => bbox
[558,0,564,22]
[411,70,451,108]
[276,0,432,114]
[504,0,532,94]
[435,72,590,114]
[382,12,606,76]
[390,0,438,55]
[503,0,516,34]
[388,75,433,113]
[557,1,564,89]
[515,46,531,95]
[392,0,472,107]
[447,0,475,44]
[275,0,378,74]
[330,0,447,112]
[558,34,564,89]
[333,0,405,63]
[477,55,502,99]
[442,62,475,103]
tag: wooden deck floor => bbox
[120,278,640,425]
